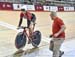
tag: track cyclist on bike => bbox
[18,8,36,44]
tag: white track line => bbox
[0,21,17,31]
[0,21,50,43]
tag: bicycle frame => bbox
[22,27,30,39]
[15,25,41,49]
[22,23,35,39]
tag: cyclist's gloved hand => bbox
[49,34,53,38]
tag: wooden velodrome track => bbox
[0,11,75,57]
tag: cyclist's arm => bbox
[18,17,23,27]
[18,12,24,27]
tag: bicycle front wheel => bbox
[15,32,26,49]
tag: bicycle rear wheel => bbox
[32,31,41,47]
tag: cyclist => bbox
[18,8,36,44]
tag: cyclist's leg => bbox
[27,20,31,28]
[29,16,36,35]
[27,19,35,34]
[27,16,36,44]
[29,21,34,37]
[31,15,36,30]
[27,20,31,43]
[27,20,33,44]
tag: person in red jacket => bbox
[49,11,66,57]
[18,9,36,44]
